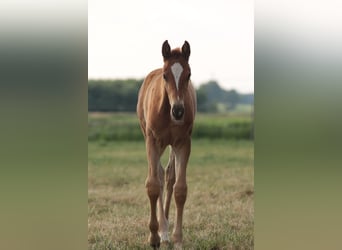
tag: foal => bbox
[137,40,196,249]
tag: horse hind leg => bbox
[164,147,176,221]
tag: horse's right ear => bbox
[162,40,171,60]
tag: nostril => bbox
[172,106,184,120]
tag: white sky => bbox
[89,0,254,93]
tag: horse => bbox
[137,40,196,249]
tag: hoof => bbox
[174,242,182,250]
[160,240,172,250]
[159,231,170,243]
[149,233,161,249]
[150,242,160,249]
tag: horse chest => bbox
[151,122,191,147]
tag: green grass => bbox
[88,139,254,249]
[88,112,254,141]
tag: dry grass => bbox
[88,140,254,249]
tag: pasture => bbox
[88,112,253,142]
[88,114,254,250]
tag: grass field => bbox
[88,112,253,141]
[88,139,254,249]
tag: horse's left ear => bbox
[182,41,191,61]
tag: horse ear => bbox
[182,41,191,61]
[162,40,171,60]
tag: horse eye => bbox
[188,73,191,80]
[163,74,167,81]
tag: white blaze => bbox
[171,62,183,91]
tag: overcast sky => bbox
[89,0,254,93]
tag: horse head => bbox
[161,40,191,123]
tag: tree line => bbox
[88,79,253,112]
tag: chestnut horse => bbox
[137,40,196,249]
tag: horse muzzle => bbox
[171,104,185,121]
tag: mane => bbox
[170,48,183,59]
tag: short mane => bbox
[170,48,183,58]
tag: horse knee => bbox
[174,184,187,204]
[146,179,160,200]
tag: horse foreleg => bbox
[172,139,190,250]
[145,136,161,249]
